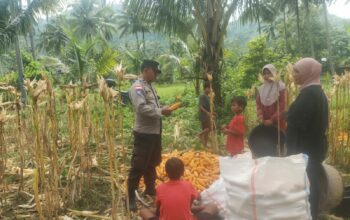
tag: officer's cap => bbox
[141,60,161,74]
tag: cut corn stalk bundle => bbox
[284,63,298,109]
[26,78,62,219]
[98,75,121,219]
[206,73,219,152]
[328,71,350,169]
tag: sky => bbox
[50,0,350,19]
[328,0,350,19]
[105,0,350,19]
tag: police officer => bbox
[128,60,172,211]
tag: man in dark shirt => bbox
[197,82,211,147]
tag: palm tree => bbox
[117,9,150,51]
[69,0,118,41]
[124,0,243,105]
[26,0,62,60]
[321,0,335,74]
[239,0,275,35]
[39,15,118,82]
[302,0,315,57]
[0,0,61,102]
[276,0,301,51]
[38,17,70,55]
[273,0,291,52]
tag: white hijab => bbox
[258,64,286,106]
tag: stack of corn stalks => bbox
[26,78,61,219]
[206,74,219,152]
[65,80,96,206]
[0,72,138,219]
[328,72,350,169]
[284,63,299,109]
[98,75,123,219]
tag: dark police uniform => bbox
[127,77,163,208]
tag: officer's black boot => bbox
[144,166,157,197]
[127,174,139,212]
[128,188,137,212]
[144,185,156,197]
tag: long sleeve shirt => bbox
[256,89,286,130]
[286,85,329,161]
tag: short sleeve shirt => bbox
[226,114,245,156]
[156,180,199,220]
[199,94,210,122]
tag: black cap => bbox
[141,60,161,74]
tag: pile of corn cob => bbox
[141,150,219,191]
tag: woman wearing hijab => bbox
[256,64,286,131]
[286,58,328,220]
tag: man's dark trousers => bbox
[127,132,161,203]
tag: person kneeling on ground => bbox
[140,157,219,220]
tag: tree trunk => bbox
[305,1,315,57]
[295,0,301,53]
[256,0,261,35]
[46,12,49,23]
[142,30,146,53]
[202,0,223,105]
[192,0,237,105]
[135,33,140,50]
[15,35,27,103]
[194,56,200,95]
[322,0,335,74]
[29,28,36,60]
[257,15,261,35]
[283,8,289,53]
[27,0,36,60]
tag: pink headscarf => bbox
[293,58,322,90]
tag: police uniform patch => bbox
[134,83,143,96]
[136,90,142,96]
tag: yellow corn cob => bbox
[169,102,182,111]
[139,150,219,191]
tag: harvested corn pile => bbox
[141,150,219,191]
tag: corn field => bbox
[0,66,349,219]
[328,72,350,170]
[0,68,135,219]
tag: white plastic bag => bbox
[200,152,253,218]
[200,177,227,218]
[220,154,311,220]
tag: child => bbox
[198,82,212,147]
[256,64,286,131]
[139,157,219,220]
[248,124,285,158]
[140,157,198,220]
[222,96,246,156]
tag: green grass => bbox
[155,83,187,100]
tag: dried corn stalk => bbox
[26,78,62,218]
[206,73,219,152]
[98,75,119,219]
[328,72,350,168]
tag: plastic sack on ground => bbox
[200,177,227,218]
[220,154,311,220]
[200,152,252,219]
[201,153,311,220]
